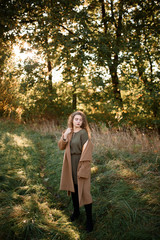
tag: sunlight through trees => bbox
[0,0,159,130]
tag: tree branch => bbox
[58,24,74,35]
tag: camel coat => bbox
[58,131,93,207]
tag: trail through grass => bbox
[0,120,160,240]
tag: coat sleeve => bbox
[58,134,68,150]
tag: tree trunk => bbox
[47,60,52,92]
[72,92,77,111]
[109,66,123,102]
[100,0,123,105]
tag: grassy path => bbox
[0,120,160,240]
[0,121,81,240]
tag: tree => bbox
[84,0,159,128]
[0,0,159,129]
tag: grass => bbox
[0,119,160,240]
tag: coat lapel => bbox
[80,140,93,162]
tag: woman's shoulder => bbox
[80,129,88,137]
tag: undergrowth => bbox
[0,119,160,240]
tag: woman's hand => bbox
[63,128,72,140]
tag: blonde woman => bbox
[58,111,93,232]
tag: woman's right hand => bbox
[63,128,72,140]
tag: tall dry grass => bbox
[30,120,160,153]
[91,126,160,154]
[29,120,62,139]
[29,120,160,156]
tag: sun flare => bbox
[12,42,63,82]
[13,43,36,61]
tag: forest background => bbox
[0,0,159,131]
[0,1,160,240]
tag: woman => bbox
[58,111,93,232]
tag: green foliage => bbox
[0,0,159,130]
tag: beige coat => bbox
[58,131,93,207]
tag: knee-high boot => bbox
[70,184,80,221]
[85,203,93,232]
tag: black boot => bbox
[70,184,80,221]
[85,203,93,232]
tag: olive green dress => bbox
[70,129,88,185]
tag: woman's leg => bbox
[84,203,93,232]
[70,184,80,221]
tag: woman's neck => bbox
[73,127,82,133]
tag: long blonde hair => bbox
[68,111,91,139]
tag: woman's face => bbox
[73,114,83,129]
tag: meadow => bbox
[0,119,160,240]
